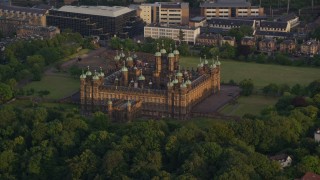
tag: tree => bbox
[178,42,190,56]
[263,83,279,96]
[178,29,185,43]
[36,47,61,65]
[220,44,236,59]
[0,30,3,39]
[297,156,320,175]
[0,83,13,104]
[239,79,254,96]
[227,25,253,42]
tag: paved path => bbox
[192,85,240,113]
[45,47,106,76]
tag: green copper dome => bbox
[173,78,178,84]
[155,52,161,57]
[176,72,183,77]
[80,74,86,79]
[93,71,100,80]
[160,48,167,54]
[167,81,173,87]
[121,66,128,72]
[108,100,113,105]
[216,61,221,66]
[173,49,179,55]
[127,56,133,61]
[180,83,187,88]
[168,53,174,58]
[114,55,120,61]
[138,74,145,81]
[99,67,105,77]
[86,67,92,76]
[185,79,192,85]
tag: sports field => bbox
[180,57,320,89]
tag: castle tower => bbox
[155,43,162,73]
[173,44,180,70]
[80,69,87,110]
[138,69,145,88]
[216,56,221,91]
[126,52,134,67]
[92,70,101,109]
[107,99,113,119]
[122,61,129,87]
[99,67,105,83]
[210,59,217,94]
[176,66,183,84]
[160,40,167,55]
[168,44,175,72]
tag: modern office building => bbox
[144,25,200,44]
[200,0,264,19]
[134,2,189,26]
[47,6,144,38]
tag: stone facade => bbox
[259,38,276,53]
[80,45,221,121]
[279,39,296,54]
[300,39,320,56]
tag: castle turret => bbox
[86,66,92,77]
[107,100,113,118]
[173,44,180,69]
[160,40,167,55]
[127,100,132,112]
[99,67,104,83]
[120,48,125,59]
[138,69,145,88]
[126,52,134,67]
[176,66,183,84]
[122,61,128,86]
[185,77,192,89]
[155,43,162,73]
[168,44,175,72]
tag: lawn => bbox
[24,75,79,100]
[180,57,320,89]
[219,95,278,117]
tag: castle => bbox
[80,43,221,121]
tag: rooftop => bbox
[56,5,134,18]
[255,30,292,38]
[208,18,255,27]
[0,4,48,15]
[200,0,252,8]
[190,16,206,22]
[260,21,288,29]
[281,39,295,45]
[277,13,298,22]
[146,24,199,30]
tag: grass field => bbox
[24,75,79,100]
[62,49,90,61]
[219,95,278,117]
[180,57,320,89]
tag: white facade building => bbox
[144,26,200,44]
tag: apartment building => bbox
[200,0,264,19]
[259,38,276,53]
[259,21,290,32]
[144,25,200,44]
[135,2,189,26]
[277,13,300,29]
[241,36,256,46]
[279,39,296,54]
[0,4,48,26]
[300,39,320,56]
[207,18,255,30]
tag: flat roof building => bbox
[47,5,143,38]
[144,25,200,44]
[133,2,189,26]
[200,0,264,19]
